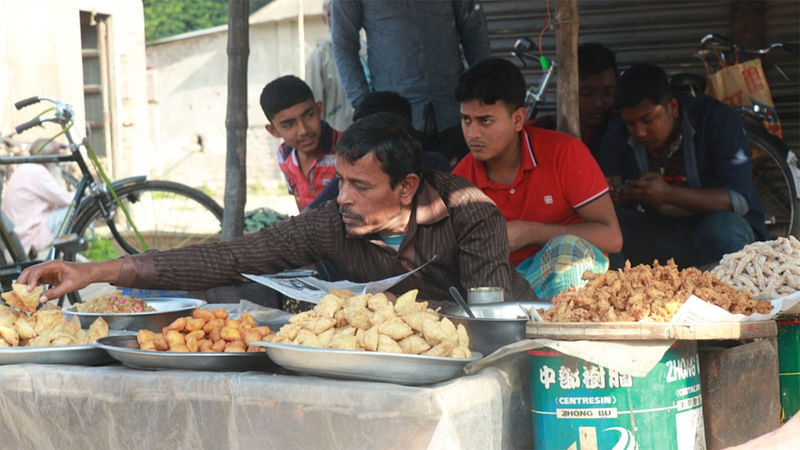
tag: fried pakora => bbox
[543,259,773,322]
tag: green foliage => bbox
[81,235,120,261]
[244,207,288,233]
[143,0,274,42]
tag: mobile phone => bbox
[612,182,630,191]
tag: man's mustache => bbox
[338,206,364,221]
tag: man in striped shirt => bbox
[21,113,536,304]
[452,58,622,299]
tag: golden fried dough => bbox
[272,289,471,357]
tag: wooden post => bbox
[222,0,250,240]
[555,0,580,139]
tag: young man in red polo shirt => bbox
[451,58,622,299]
[260,75,342,211]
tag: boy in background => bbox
[260,75,342,211]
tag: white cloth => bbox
[2,164,73,253]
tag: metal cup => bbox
[467,287,504,304]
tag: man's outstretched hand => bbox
[17,259,123,303]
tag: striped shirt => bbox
[117,170,536,302]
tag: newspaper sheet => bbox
[242,257,436,304]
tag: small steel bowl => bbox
[63,297,207,331]
[440,301,550,356]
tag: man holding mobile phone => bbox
[596,63,767,268]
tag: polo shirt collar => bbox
[521,125,539,169]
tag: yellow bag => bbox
[704,58,782,138]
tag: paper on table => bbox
[671,291,800,324]
[465,338,674,378]
[242,256,437,304]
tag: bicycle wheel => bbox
[745,119,800,239]
[68,180,223,261]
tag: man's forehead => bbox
[621,99,661,118]
[460,99,508,114]
[336,152,388,177]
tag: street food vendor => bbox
[19,113,536,303]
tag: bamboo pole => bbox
[555,0,580,139]
[222,0,250,240]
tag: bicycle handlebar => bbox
[699,33,798,58]
[14,117,43,134]
[14,96,41,109]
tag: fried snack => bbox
[15,317,36,340]
[220,326,241,342]
[2,283,44,313]
[225,341,246,353]
[192,308,215,322]
[153,333,169,351]
[0,307,107,347]
[137,329,156,351]
[0,325,20,346]
[273,289,471,358]
[87,317,109,342]
[164,317,186,333]
[544,259,773,322]
[134,307,274,353]
[0,305,19,327]
[185,318,205,332]
[711,236,800,300]
[211,308,229,320]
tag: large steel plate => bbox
[63,297,207,331]
[0,331,132,366]
[95,335,278,372]
[254,341,482,386]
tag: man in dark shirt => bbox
[595,63,767,268]
[531,42,617,156]
[20,113,535,304]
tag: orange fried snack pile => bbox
[273,289,471,358]
[543,259,773,322]
[136,307,274,353]
[0,304,108,347]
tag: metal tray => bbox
[0,331,133,366]
[253,341,483,386]
[63,297,207,331]
[95,335,278,372]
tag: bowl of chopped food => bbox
[63,291,206,331]
[440,301,550,356]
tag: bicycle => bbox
[0,96,224,290]
[671,34,800,239]
[512,36,557,122]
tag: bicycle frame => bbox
[512,37,557,121]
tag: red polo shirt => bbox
[452,124,608,266]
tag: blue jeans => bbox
[611,208,755,269]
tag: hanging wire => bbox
[537,0,551,57]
